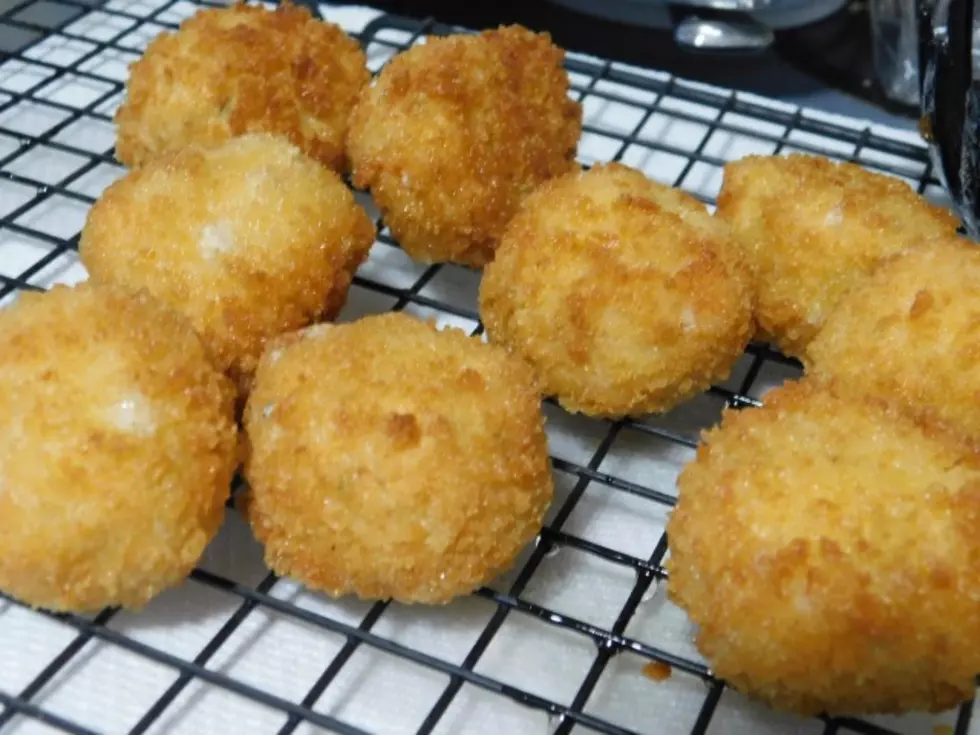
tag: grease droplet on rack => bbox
[640,579,659,604]
[547,713,566,735]
[534,536,561,559]
[642,660,672,682]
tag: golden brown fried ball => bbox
[715,154,960,358]
[115,2,369,171]
[80,134,376,395]
[666,378,980,716]
[0,282,238,613]
[480,163,753,418]
[806,239,980,446]
[243,313,554,604]
[347,25,582,267]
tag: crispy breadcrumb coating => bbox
[715,154,961,358]
[347,25,582,266]
[242,314,554,604]
[0,282,238,613]
[480,163,753,418]
[80,134,376,395]
[806,239,980,446]
[667,378,980,716]
[115,2,369,171]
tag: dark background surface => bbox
[0,0,919,128]
[363,0,918,127]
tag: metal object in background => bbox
[675,0,772,9]
[673,14,775,49]
[919,0,980,235]
[548,0,848,33]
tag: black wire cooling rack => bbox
[0,2,973,735]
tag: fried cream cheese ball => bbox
[80,134,375,394]
[243,314,554,604]
[666,378,980,716]
[0,282,238,613]
[480,163,753,418]
[715,154,960,358]
[806,240,980,446]
[115,2,368,171]
[347,25,582,267]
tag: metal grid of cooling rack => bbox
[0,1,974,735]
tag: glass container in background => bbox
[870,0,923,104]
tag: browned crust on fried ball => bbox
[347,25,582,266]
[715,154,961,358]
[80,134,376,396]
[242,314,554,603]
[0,282,238,613]
[115,2,369,171]
[806,239,980,447]
[666,378,980,716]
[480,162,753,418]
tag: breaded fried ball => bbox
[80,134,376,395]
[243,313,554,604]
[666,378,980,716]
[715,154,960,358]
[0,282,238,613]
[480,163,753,418]
[347,25,582,266]
[115,2,369,171]
[806,239,980,446]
